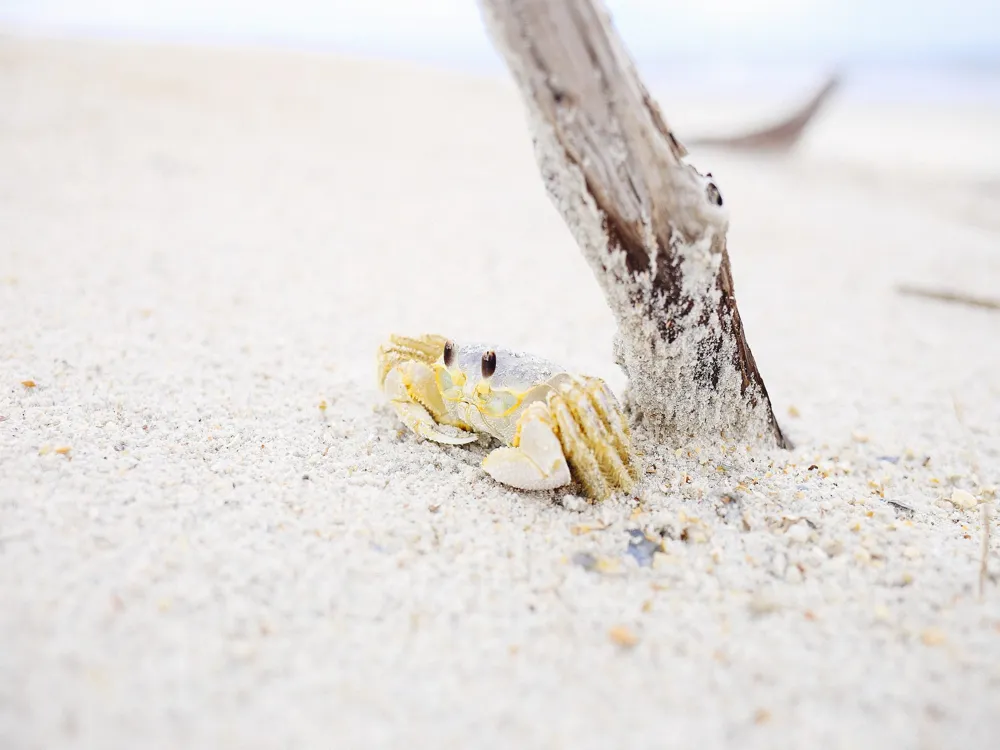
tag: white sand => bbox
[2,35,999,749]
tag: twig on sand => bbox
[477,0,789,448]
[954,393,994,600]
[981,502,992,600]
[686,74,841,153]
[897,284,1000,312]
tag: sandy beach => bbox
[2,34,999,748]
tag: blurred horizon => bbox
[2,0,999,105]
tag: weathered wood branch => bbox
[478,0,789,448]
[687,74,841,153]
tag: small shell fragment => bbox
[570,521,609,536]
[608,625,639,648]
[920,628,946,646]
[949,489,979,510]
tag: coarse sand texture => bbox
[2,35,1000,749]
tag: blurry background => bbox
[2,0,997,261]
[2,0,998,104]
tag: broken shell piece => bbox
[949,489,979,510]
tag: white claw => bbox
[482,402,570,491]
[384,366,476,445]
[390,400,477,445]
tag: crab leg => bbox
[377,333,448,386]
[560,378,636,490]
[580,377,639,481]
[547,389,610,500]
[544,377,637,501]
[482,401,571,491]
[383,362,476,445]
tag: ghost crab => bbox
[377,334,640,501]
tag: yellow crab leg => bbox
[548,390,610,500]
[376,333,448,387]
[560,378,635,492]
[581,376,639,481]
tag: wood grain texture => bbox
[478,0,789,448]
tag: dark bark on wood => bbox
[687,74,841,153]
[478,0,789,448]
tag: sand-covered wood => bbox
[477,0,789,448]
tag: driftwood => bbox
[478,0,789,448]
[687,74,841,153]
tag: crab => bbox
[376,333,640,501]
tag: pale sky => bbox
[0,0,997,65]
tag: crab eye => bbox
[706,181,723,206]
[481,350,497,378]
[443,340,455,367]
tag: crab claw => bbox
[482,401,571,491]
[383,361,476,445]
